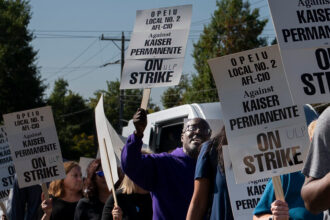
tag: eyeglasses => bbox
[95,171,104,177]
[185,124,211,136]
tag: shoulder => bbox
[76,197,91,208]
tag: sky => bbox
[28,0,276,109]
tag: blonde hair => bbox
[119,175,137,194]
[48,161,82,198]
[308,120,317,141]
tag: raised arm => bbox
[121,108,157,191]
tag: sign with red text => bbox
[208,45,307,140]
[121,4,192,89]
[223,146,269,219]
[0,126,14,201]
[228,123,309,183]
[268,0,330,104]
[3,106,65,188]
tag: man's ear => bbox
[181,132,184,143]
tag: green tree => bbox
[48,78,94,160]
[161,74,189,109]
[184,0,268,103]
[90,80,160,133]
[0,0,46,118]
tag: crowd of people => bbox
[2,106,330,220]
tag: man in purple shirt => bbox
[121,108,211,220]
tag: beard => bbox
[184,143,202,159]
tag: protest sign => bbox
[95,95,119,194]
[121,4,192,89]
[268,0,330,104]
[79,157,94,178]
[228,122,309,183]
[3,106,65,188]
[121,58,184,89]
[0,126,14,201]
[208,45,307,139]
[223,146,269,219]
[268,0,329,50]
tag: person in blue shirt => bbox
[187,126,234,220]
[253,105,322,220]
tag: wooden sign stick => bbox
[272,176,285,201]
[41,183,49,200]
[103,138,118,207]
[140,89,151,110]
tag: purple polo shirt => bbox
[121,133,196,220]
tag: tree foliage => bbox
[184,0,268,103]
[48,78,95,160]
[161,74,189,109]
[0,0,45,118]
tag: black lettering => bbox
[301,73,316,95]
[244,156,255,174]
[129,72,138,84]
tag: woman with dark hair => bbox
[74,158,111,220]
[39,161,83,220]
[186,126,234,220]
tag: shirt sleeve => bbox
[253,178,275,216]
[195,141,212,179]
[121,133,158,191]
[302,107,330,179]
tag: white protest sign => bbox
[127,30,189,60]
[132,5,192,32]
[95,95,119,191]
[279,46,330,104]
[228,122,309,183]
[0,126,14,201]
[208,45,307,140]
[268,0,330,104]
[121,58,184,89]
[105,118,124,166]
[121,4,192,89]
[3,106,65,188]
[223,146,269,219]
[79,157,94,178]
[268,0,329,50]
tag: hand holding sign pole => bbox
[208,45,310,218]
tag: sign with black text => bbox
[0,126,14,201]
[208,45,307,139]
[3,106,65,188]
[228,123,309,183]
[121,4,192,89]
[268,0,330,104]
[223,146,269,219]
